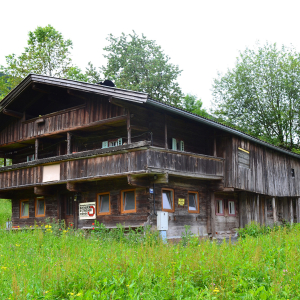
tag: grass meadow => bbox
[0,201,300,299]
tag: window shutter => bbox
[172,138,177,150]
[180,141,184,151]
[118,138,122,146]
[102,141,108,149]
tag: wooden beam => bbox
[67,132,72,155]
[109,97,124,107]
[34,186,52,195]
[290,198,294,225]
[127,110,131,144]
[165,114,168,149]
[2,109,23,119]
[272,197,277,223]
[297,197,300,223]
[210,192,216,238]
[66,182,82,192]
[67,89,87,100]
[127,175,150,187]
[35,139,39,160]
[32,84,48,94]
[130,125,148,132]
[152,173,168,184]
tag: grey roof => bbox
[1,74,300,160]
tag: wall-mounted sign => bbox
[149,188,154,194]
[178,198,185,206]
[79,202,96,219]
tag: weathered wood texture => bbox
[227,136,300,196]
[0,97,124,146]
[0,148,224,190]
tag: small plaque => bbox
[178,198,185,206]
[149,188,154,194]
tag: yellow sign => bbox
[178,198,185,206]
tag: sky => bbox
[1,0,300,110]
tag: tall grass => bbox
[0,199,11,228]
[0,223,299,299]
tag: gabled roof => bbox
[1,74,300,159]
[0,74,148,111]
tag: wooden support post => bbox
[164,114,168,149]
[35,139,39,160]
[213,135,217,157]
[289,198,294,225]
[272,197,277,224]
[297,198,300,223]
[264,198,268,225]
[256,195,259,223]
[210,192,216,238]
[127,110,131,144]
[67,132,72,155]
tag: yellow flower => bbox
[68,292,74,295]
[1,266,7,270]
[76,293,82,296]
[45,291,49,294]
[15,244,20,247]
[45,225,49,228]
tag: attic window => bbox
[102,138,122,149]
[172,138,184,151]
[238,147,250,168]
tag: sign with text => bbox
[79,202,96,220]
[178,198,185,206]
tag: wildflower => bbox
[15,244,20,247]
[45,225,49,229]
[92,223,95,225]
[68,292,74,295]
[1,266,7,270]
[76,293,82,296]
[70,224,73,226]
[59,229,61,231]
[45,291,49,294]
[92,227,95,230]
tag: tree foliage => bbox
[101,31,183,106]
[0,25,73,100]
[182,94,209,118]
[212,43,300,150]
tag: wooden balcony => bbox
[0,142,224,191]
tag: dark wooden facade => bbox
[1,74,300,238]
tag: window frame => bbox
[161,188,175,212]
[20,199,30,219]
[228,199,236,216]
[215,198,225,216]
[188,191,199,213]
[97,192,111,215]
[35,197,46,217]
[121,189,136,214]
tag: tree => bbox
[182,94,209,118]
[101,32,183,106]
[212,43,300,150]
[0,25,73,99]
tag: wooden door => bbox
[61,195,75,226]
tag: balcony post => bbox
[35,138,39,160]
[272,197,277,224]
[165,114,168,149]
[210,192,216,238]
[67,132,72,155]
[127,110,131,144]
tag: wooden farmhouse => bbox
[1,74,300,238]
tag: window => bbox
[216,199,224,215]
[20,200,29,218]
[97,193,110,215]
[188,192,199,213]
[291,168,295,177]
[121,190,136,213]
[228,200,236,216]
[102,138,122,149]
[66,196,73,215]
[162,189,174,212]
[27,154,35,162]
[238,147,250,168]
[35,197,45,217]
[172,138,184,151]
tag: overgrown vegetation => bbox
[0,221,300,299]
[0,199,11,228]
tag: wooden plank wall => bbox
[227,136,300,197]
[0,96,124,145]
